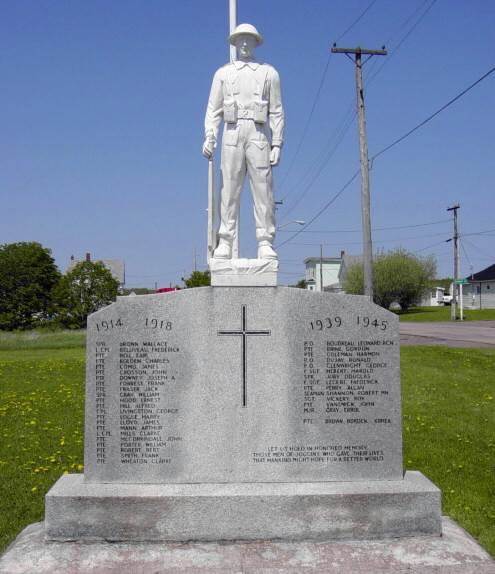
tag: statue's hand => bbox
[202,140,214,159]
[270,146,281,166]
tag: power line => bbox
[278,64,495,250]
[277,54,332,189]
[283,230,451,247]
[462,238,495,261]
[335,0,379,42]
[280,0,436,213]
[370,64,495,163]
[460,241,473,268]
[414,239,450,253]
[276,169,360,249]
[280,110,356,215]
[280,0,438,225]
[364,0,430,80]
[461,227,495,237]
[366,0,438,86]
[277,0,378,190]
[278,217,452,233]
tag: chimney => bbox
[85,252,91,262]
[340,250,345,259]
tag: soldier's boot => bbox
[258,240,277,260]
[213,239,232,259]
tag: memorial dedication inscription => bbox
[85,287,402,483]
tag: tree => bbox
[343,249,436,310]
[292,279,307,289]
[0,242,61,330]
[53,261,119,328]
[183,270,210,288]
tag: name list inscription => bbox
[93,316,184,468]
[252,315,396,467]
[119,340,181,465]
[302,338,393,426]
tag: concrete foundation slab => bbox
[45,471,441,542]
[1,518,493,574]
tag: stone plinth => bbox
[3,518,493,574]
[45,471,440,542]
[209,258,278,286]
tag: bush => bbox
[53,261,119,328]
[344,249,436,310]
[0,242,61,330]
[183,270,210,288]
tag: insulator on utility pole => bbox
[331,45,387,301]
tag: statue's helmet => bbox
[229,23,263,47]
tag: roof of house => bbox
[467,263,495,282]
[304,257,342,265]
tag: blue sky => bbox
[1,0,494,287]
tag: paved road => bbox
[400,320,495,348]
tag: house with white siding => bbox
[304,255,343,292]
[465,264,495,309]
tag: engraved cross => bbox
[217,305,271,408]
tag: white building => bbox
[304,256,343,292]
[420,286,446,307]
[465,264,495,309]
[67,253,125,289]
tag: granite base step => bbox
[1,518,493,574]
[45,471,441,542]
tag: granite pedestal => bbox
[37,287,443,544]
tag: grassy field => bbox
[401,346,495,554]
[0,332,494,555]
[397,306,495,322]
[0,329,86,351]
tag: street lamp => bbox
[277,220,305,230]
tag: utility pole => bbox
[331,45,387,300]
[320,244,324,292]
[229,0,240,258]
[447,204,460,320]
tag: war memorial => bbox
[1,17,493,574]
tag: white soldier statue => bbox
[203,23,284,260]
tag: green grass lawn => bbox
[0,336,85,552]
[0,332,494,555]
[401,346,495,554]
[397,306,495,322]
